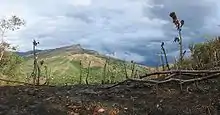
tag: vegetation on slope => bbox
[1,13,220,86]
[0,15,25,85]
[20,46,148,85]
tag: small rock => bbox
[98,108,105,113]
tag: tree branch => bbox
[106,73,220,89]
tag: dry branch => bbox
[164,73,177,79]
[181,73,220,84]
[105,79,130,89]
[106,73,220,89]
[140,70,220,79]
[139,73,220,84]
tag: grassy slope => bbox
[19,46,149,85]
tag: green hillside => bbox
[19,45,148,85]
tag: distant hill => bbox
[16,49,43,56]
[18,44,150,85]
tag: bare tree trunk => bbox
[130,61,136,78]
[159,52,165,71]
[178,30,183,68]
[79,60,82,84]
[85,61,91,85]
[33,45,37,85]
[36,63,41,85]
[102,58,109,84]
[0,31,6,62]
[161,44,170,70]
[123,61,128,79]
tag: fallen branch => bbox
[136,73,220,85]
[181,73,220,84]
[179,73,204,77]
[140,70,220,79]
[164,73,177,80]
[105,79,130,89]
[106,73,220,89]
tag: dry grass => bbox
[66,54,106,68]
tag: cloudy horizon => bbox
[1,0,220,66]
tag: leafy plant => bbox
[0,15,25,61]
[173,36,220,70]
[0,15,25,82]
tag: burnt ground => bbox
[0,80,220,115]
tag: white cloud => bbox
[0,0,220,65]
[69,0,92,6]
[106,51,146,63]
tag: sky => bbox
[1,0,220,66]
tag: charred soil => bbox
[0,80,220,115]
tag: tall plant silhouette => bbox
[161,42,170,70]
[157,51,165,71]
[169,12,185,67]
[32,39,40,85]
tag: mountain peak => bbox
[17,44,99,57]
